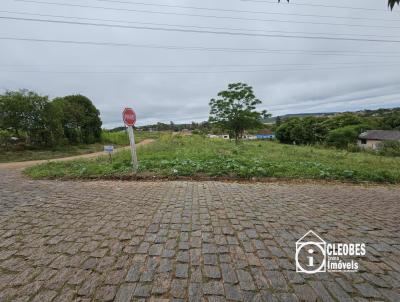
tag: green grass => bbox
[25,134,400,183]
[101,130,162,145]
[101,131,130,145]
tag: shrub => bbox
[378,140,400,157]
[326,125,369,149]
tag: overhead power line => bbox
[240,0,386,12]
[4,61,400,68]
[2,37,400,57]
[13,0,400,30]
[64,0,400,23]
[2,16,400,44]
[2,10,399,40]
[2,64,399,74]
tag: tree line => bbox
[0,90,102,148]
[275,110,400,149]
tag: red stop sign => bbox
[122,108,136,126]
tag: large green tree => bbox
[0,90,33,136]
[380,111,400,129]
[275,117,329,145]
[53,95,102,144]
[209,83,269,142]
[0,90,64,146]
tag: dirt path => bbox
[0,139,154,170]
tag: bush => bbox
[275,117,329,145]
[326,125,369,149]
[378,140,400,157]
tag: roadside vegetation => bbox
[275,110,400,156]
[0,90,162,162]
[25,134,400,183]
[0,90,102,147]
[0,130,160,163]
[0,90,103,162]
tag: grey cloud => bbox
[0,0,399,128]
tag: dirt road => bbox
[0,139,154,170]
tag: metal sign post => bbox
[127,125,138,172]
[122,107,138,173]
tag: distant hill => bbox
[263,112,337,123]
[265,107,400,123]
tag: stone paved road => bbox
[0,169,399,302]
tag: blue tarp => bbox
[256,134,275,139]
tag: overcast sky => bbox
[1,0,400,128]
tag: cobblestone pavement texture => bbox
[0,168,399,302]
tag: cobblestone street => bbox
[0,169,399,302]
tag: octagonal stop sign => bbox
[122,108,136,126]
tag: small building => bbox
[207,134,230,140]
[358,130,400,150]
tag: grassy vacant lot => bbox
[25,135,400,183]
[0,131,160,163]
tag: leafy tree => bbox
[275,117,328,144]
[29,101,64,146]
[275,119,294,144]
[25,95,62,146]
[0,90,64,146]
[209,83,269,142]
[53,95,102,144]
[1,90,103,147]
[380,111,400,129]
[0,90,33,136]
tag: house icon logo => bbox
[296,230,326,274]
